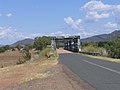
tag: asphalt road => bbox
[59,53,120,90]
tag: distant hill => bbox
[81,30,120,42]
[0,45,3,47]
[11,38,34,46]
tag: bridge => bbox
[51,36,81,52]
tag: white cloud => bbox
[82,0,120,22]
[0,27,25,39]
[75,19,82,26]
[64,16,83,30]
[64,17,74,25]
[104,22,119,28]
[76,31,92,38]
[82,0,112,11]
[29,33,44,38]
[0,27,45,45]
[86,11,110,21]
[64,16,92,38]
[6,13,13,17]
[50,31,70,36]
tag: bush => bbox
[22,50,31,60]
[82,45,101,52]
[1,65,3,68]
[39,48,58,60]
[16,59,26,65]
[16,44,21,51]
[0,47,5,53]
[105,37,120,58]
[12,48,15,51]
[3,45,10,51]
[21,44,32,60]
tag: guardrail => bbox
[80,52,101,56]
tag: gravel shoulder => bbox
[5,64,95,90]
[57,48,73,54]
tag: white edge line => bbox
[83,60,120,75]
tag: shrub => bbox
[16,59,26,65]
[16,44,21,51]
[104,37,120,58]
[82,45,100,52]
[22,50,31,60]
[39,48,58,60]
[1,65,3,68]
[0,47,5,53]
[12,48,15,51]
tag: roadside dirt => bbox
[0,60,58,90]
[4,64,95,90]
[0,49,95,90]
[0,51,23,68]
[57,48,73,54]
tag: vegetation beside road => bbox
[0,36,60,89]
[0,36,54,67]
[81,37,120,59]
[81,54,120,63]
[0,37,92,90]
[39,47,58,60]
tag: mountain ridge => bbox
[11,38,34,46]
[10,30,120,46]
[81,30,120,42]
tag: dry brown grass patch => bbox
[0,59,58,89]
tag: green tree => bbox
[34,36,51,50]
[24,44,33,51]
[16,44,21,51]
[3,45,10,50]
[0,47,5,53]
[21,44,32,60]
[105,37,120,58]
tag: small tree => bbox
[16,44,21,51]
[3,45,10,51]
[105,37,120,58]
[22,50,31,60]
[22,44,31,60]
[34,36,51,50]
[0,47,5,53]
[11,47,15,51]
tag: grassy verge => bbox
[80,53,120,63]
[39,48,59,60]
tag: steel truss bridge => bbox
[51,36,81,52]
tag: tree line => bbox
[0,36,120,59]
[0,36,51,52]
[81,37,120,59]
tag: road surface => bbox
[59,53,120,90]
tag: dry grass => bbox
[0,49,95,90]
[81,54,120,63]
[0,49,59,89]
[0,51,23,67]
[0,59,58,90]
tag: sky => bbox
[0,0,120,45]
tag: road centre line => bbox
[83,60,120,75]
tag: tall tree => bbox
[34,36,51,50]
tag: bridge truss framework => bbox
[51,36,81,52]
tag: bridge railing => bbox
[79,52,101,56]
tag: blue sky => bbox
[0,0,120,44]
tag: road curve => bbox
[59,53,120,90]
